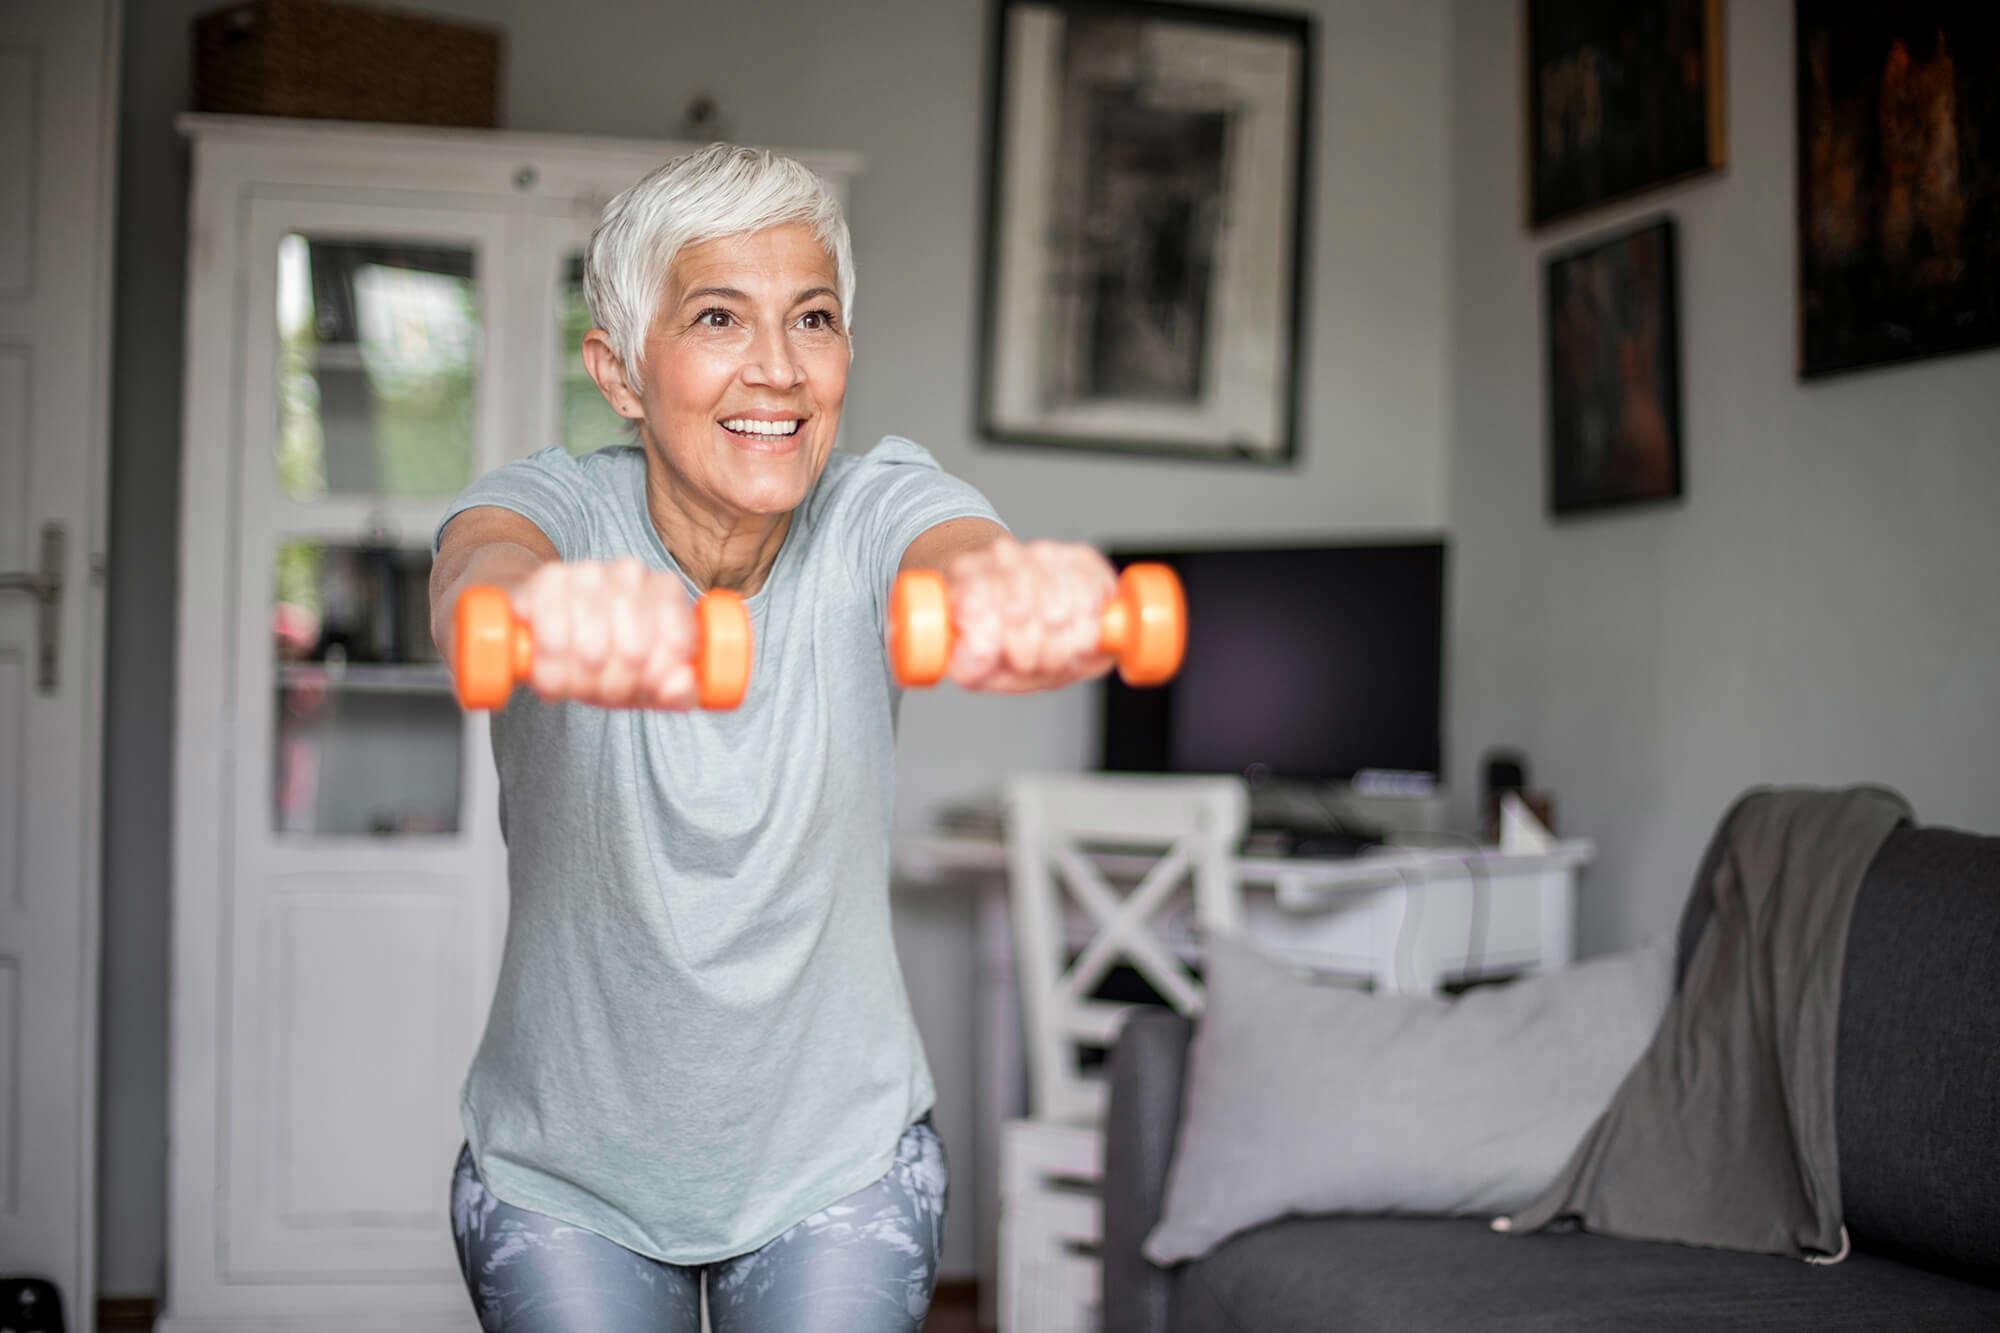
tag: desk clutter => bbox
[931,775,1455,862]
[1240,826,1383,859]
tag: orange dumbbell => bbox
[452,584,753,711]
[889,561,1186,689]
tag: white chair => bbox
[996,773,1249,1333]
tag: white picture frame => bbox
[977,0,1314,464]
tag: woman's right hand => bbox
[510,558,702,710]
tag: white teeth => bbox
[721,418,801,437]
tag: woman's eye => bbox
[799,309,840,332]
[696,308,734,329]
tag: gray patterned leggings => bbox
[449,1117,948,1332]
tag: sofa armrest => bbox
[1102,1008,1194,1333]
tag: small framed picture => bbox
[1527,0,1726,228]
[1545,217,1684,517]
[976,0,1313,464]
[1797,0,2000,379]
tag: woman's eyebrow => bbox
[677,285,838,307]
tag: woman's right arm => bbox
[430,506,558,665]
[431,506,701,709]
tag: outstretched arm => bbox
[899,518,1118,694]
[432,507,703,710]
[430,506,558,665]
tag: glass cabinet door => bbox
[276,235,483,500]
[271,539,461,836]
[241,198,514,848]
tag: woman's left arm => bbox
[900,519,1117,694]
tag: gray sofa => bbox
[1103,818,2000,1331]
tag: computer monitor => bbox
[1099,541,1446,784]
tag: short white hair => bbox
[584,143,855,389]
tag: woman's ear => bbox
[581,329,645,419]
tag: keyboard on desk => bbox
[1239,826,1385,859]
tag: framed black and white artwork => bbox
[976,0,1313,464]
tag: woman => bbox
[430,144,1117,1331]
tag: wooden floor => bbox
[98,1298,156,1332]
[926,1280,982,1332]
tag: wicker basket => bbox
[194,0,502,129]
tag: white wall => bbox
[1446,0,2000,956]
[102,0,1452,1294]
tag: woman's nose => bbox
[743,325,804,388]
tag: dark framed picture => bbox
[976,0,1313,464]
[1527,0,1726,228]
[1545,217,1683,517]
[1797,1,2000,379]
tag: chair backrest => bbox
[1003,773,1250,1124]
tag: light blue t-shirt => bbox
[434,437,1000,1262]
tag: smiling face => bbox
[609,222,850,520]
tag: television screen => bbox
[1100,542,1445,784]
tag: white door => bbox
[0,0,119,1323]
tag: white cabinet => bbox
[165,115,856,1331]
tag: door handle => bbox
[0,523,63,692]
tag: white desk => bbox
[895,824,1593,1326]
[898,830,1593,993]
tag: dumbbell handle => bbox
[452,585,753,710]
[889,562,1185,689]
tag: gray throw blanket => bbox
[1496,786,1912,1261]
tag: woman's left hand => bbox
[942,536,1119,693]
